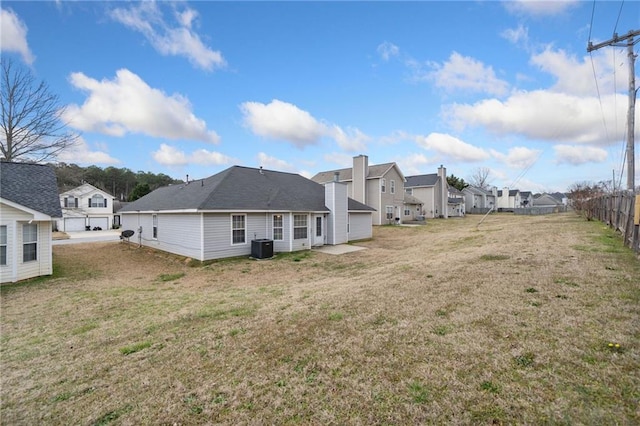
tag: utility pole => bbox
[588,30,640,192]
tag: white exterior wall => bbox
[325,182,348,244]
[0,204,54,283]
[290,213,312,252]
[348,212,372,241]
[122,213,202,260]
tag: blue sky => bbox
[2,1,639,192]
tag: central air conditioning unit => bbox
[251,239,273,259]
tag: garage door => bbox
[88,217,109,230]
[64,217,86,232]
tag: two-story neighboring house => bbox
[519,191,533,207]
[311,155,405,225]
[404,165,449,219]
[463,185,496,213]
[447,187,465,217]
[57,183,116,231]
[495,187,521,210]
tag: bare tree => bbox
[1,58,78,162]
[469,167,491,189]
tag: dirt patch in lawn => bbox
[2,213,639,424]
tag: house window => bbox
[385,206,394,220]
[404,207,410,216]
[381,178,386,193]
[0,225,6,266]
[293,214,307,240]
[316,217,322,237]
[64,196,78,208]
[405,188,413,195]
[273,215,283,241]
[232,215,246,244]
[23,223,37,262]
[89,194,106,208]
[391,180,395,194]
[152,214,158,239]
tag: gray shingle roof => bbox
[0,162,62,218]
[311,162,398,184]
[405,173,439,188]
[120,166,374,213]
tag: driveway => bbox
[52,229,122,245]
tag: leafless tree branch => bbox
[1,58,78,163]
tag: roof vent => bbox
[259,166,264,175]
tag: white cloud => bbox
[445,90,630,145]
[501,24,529,48]
[491,146,541,169]
[64,69,220,143]
[323,152,354,168]
[0,8,35,64]
[152,143,232,167]
[396,153,431,176]
[504,0,579,16]
[240,99,369,152]
[421,52,510,97]
[554,144,607,165]
[330,125,370,152]
[377,42,399,61]
[110,2,225,71]
[418,133,490,162]
[240,100,325,147]
[57,137,120,165]
[530,47,625,97]
[256,152,297,172]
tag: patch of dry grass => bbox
[1,213,638,424]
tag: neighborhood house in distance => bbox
[57,183,116,232]
[0,162,62,283]
[119,165,375,261]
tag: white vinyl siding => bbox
[348,212,373,241]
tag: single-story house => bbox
[119,166,375,261]
[0,162,62,283]
[311,155,406,225]
[57,183,116,231]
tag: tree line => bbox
[52,163,183,201]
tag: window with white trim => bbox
[64,196,78,208]
[390,180,395,194]
[273,215,283,241]
[89,194,106,208]
[405,188,413,195]
[381,178,386,193]
[385,206,394,220]
[0,225,7,266]
[152,214,158,239]
[232,215,246,244]
[293,215,307,240]
[404,207,410,216]
[23,223,37,262]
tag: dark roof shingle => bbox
[121,166,374,213]
[0,162,62,218]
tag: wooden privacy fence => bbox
[582,192,640,254]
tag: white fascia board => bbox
[0,198,54,220]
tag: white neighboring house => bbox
[57,183,116,231]
[0,162,62,283]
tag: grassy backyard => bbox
[1,212,639,424]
